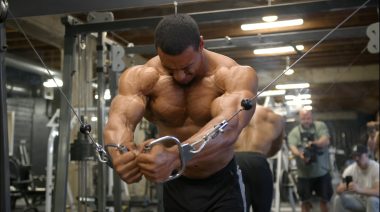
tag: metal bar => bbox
[66,0,377,34]
[0,22,11,212]
[124,26,368,54]
[8,0,205,18]
[45,127,57,212]
[109,70,122,212]
[53,26,77,212]
[96,32,107,212]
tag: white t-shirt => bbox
[343,160,379,190]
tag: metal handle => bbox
[144,136,186,182]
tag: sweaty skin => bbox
[234,105,284,157]
[104,44,258,183]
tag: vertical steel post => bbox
[109,70,122,212]
[0,21,11,212]
[96,32,107,212]
[53,22,77,212]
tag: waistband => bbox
[177,157,237,183]
[235,151,266,158]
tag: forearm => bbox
[313,136,329,148]
[357,187,379,197]
[336,183,347,194]
[185,115,244,165]
[104,124,135,146]
[289,145,302,157]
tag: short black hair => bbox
[154,14,200,55]
[352,144,368,157]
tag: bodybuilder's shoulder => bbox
[119,65,160,94]
[214,65,257,91]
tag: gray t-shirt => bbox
[288,121,331,178]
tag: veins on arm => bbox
[104,66,159,147]
[184,65,258,164]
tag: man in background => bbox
[235,105,284,212]
[288,109,333,212]
[333,144,379,212]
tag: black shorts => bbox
[235,152,273,212]
[163,158,246,212]
[296,173,333,202]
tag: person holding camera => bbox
[288,109,333,212]
[333,144,379,212]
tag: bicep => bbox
[212,66,258,127]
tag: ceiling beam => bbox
[124,26,368,54]
[8,0,207,18]
[6,16,65,48]
[62,0,377,34]
[257,64,379,89]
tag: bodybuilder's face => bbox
[158,46,202,85]
[300,110,313,129]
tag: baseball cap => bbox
[351,144,368,156]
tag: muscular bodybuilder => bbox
[104,14,258,212]
[235,105,284,212]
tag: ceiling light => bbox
[241,18,303,31]
[303,105,313,110]
[284,68,294,75]
[43,78,63,88]
[262,15,278,22]
[286,99,312,105]
[275,83,310,90]
[285,94,311,100]
[260,89,286,97]
[253,45,304,55]
[284,56,294,75]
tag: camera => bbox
[344,175,353,189]
[303,144,322,164]
[300,132,322,164]
[300,132,314,143]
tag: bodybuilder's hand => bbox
[136,140,179,182]
[110,143,143,184]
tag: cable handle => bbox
[144,136,188,182]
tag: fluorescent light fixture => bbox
[43,78,63,88]
[286,99,312,105]
[241,18,303,31]
[262,15,278,22]
[6,85,27,92]
[91,116,98,122]
[253,45,304,55]
[285,94,311,100]
[303,105,313,110]
[275,83,310,90]
[260,89,286,97]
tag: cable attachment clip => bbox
[78,122,117,167]
[190,120,228,154]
